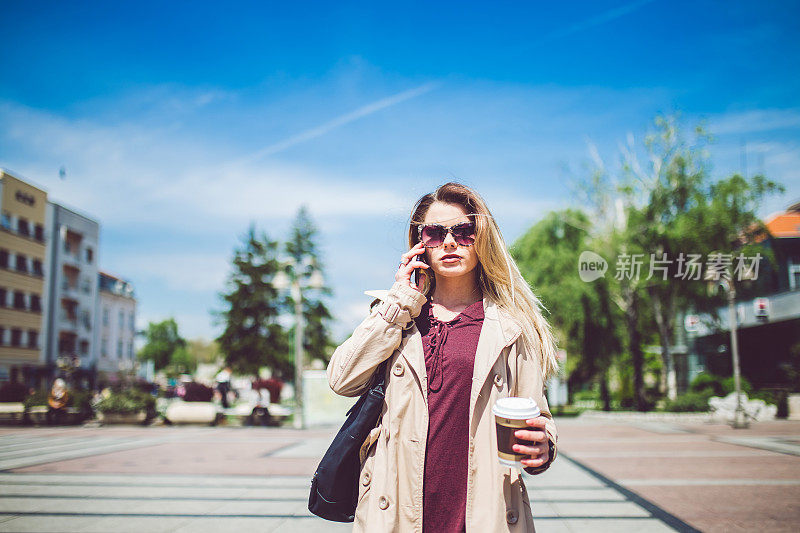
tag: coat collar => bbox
[374,289,522,404]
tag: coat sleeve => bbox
[327,282,427,397]
[514,340,558,475]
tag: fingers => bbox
[513,442,546,457]
[514,429,547,443]
[400,242,425,265]
[521,450,549,468]
[525,416,548,429]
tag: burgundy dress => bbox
[414,299,484,533]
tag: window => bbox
[117,340,123,358]
[10,329,22,347]
[32,259,43,277]
[13,291,25,310]
[103,307,109,326]
[101,337,108,357]
[17,218,30,237]
[15,254,27,273]
[0,249,9,268]
[1,212,11,229]
[30,294,41,312]
[128,342,134,359]
[85,247,93,263]
[79,340,89,356]
[0,288,6,307]
[119,310,124,329]
[27,330,38,349]
[790,263,800,291]
[34,224,44,242]
[81,310,91,330]
[130,313,135,332]
[0,327,5,345]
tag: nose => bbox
[442,230,457,248]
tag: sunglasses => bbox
[417,221,476,248]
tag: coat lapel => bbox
[469,297,522,432]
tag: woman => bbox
[328,183,558,532]
[47,378,69,425]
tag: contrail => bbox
[534,0,657,45]
[240,82,439,163]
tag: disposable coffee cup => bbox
[492,397,540,468]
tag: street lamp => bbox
[272,261,324,429]
[708,277,748,429]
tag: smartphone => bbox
[413,251,427,289]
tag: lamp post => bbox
[711,277,748,429]
[273,263,324,430]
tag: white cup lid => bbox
[492,396,540,419]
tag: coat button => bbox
[494,373,504,387]
[506,509,518,524]
[361,472,371,486]
[393,363,404,376]
[378,496,390,510]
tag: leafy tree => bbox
[512,209,624,408]
[285,206,334,366]
[162,346,196,378]
[621,118,782,399]
[216,225,289,377]
[138,318,186,371]
[187,339,222,365]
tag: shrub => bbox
[96,389,155,414]
[721,376,752,396]
[690,373,726,396]
[662,391,712,412]
[0,382,28,402]
[183,382,214,402]
[23,389,49,408]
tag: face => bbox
[421,202,480,281]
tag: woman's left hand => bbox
[513,416,550,468]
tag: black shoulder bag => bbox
[308,361,388,522]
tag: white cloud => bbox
[112,252,231,292]
[707,108,800,136]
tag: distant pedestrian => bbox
[46,378,69,425]
[328,183,559,532]
[216,366,232,408]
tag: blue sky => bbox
[1,1,799,341]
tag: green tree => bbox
[138,318,186,371]
[187,339,222,365]
[621,117,782,399]
[285,206,334,366]
[216,225,289,377]
[512,209,624,408]
[162,346,196,378]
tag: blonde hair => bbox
[409,182,559,379]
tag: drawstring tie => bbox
[427,308,458,393]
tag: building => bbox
[97,271,137,380]
[685,202,800,391]
[41,202,100,387]
[0,170,48,385]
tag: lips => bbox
[441,254,461,261]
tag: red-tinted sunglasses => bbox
[417,222,476,248]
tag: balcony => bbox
[61,281,80,297]
[59,313,78,331]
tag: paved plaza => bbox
[0,418,798,532]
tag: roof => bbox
[763,212,800,238]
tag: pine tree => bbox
[285,206,333,366]
[216,225,289,377]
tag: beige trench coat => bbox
[327,282,558,533]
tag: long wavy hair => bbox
[409,182,559,379]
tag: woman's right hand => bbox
[395,242,428,292]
